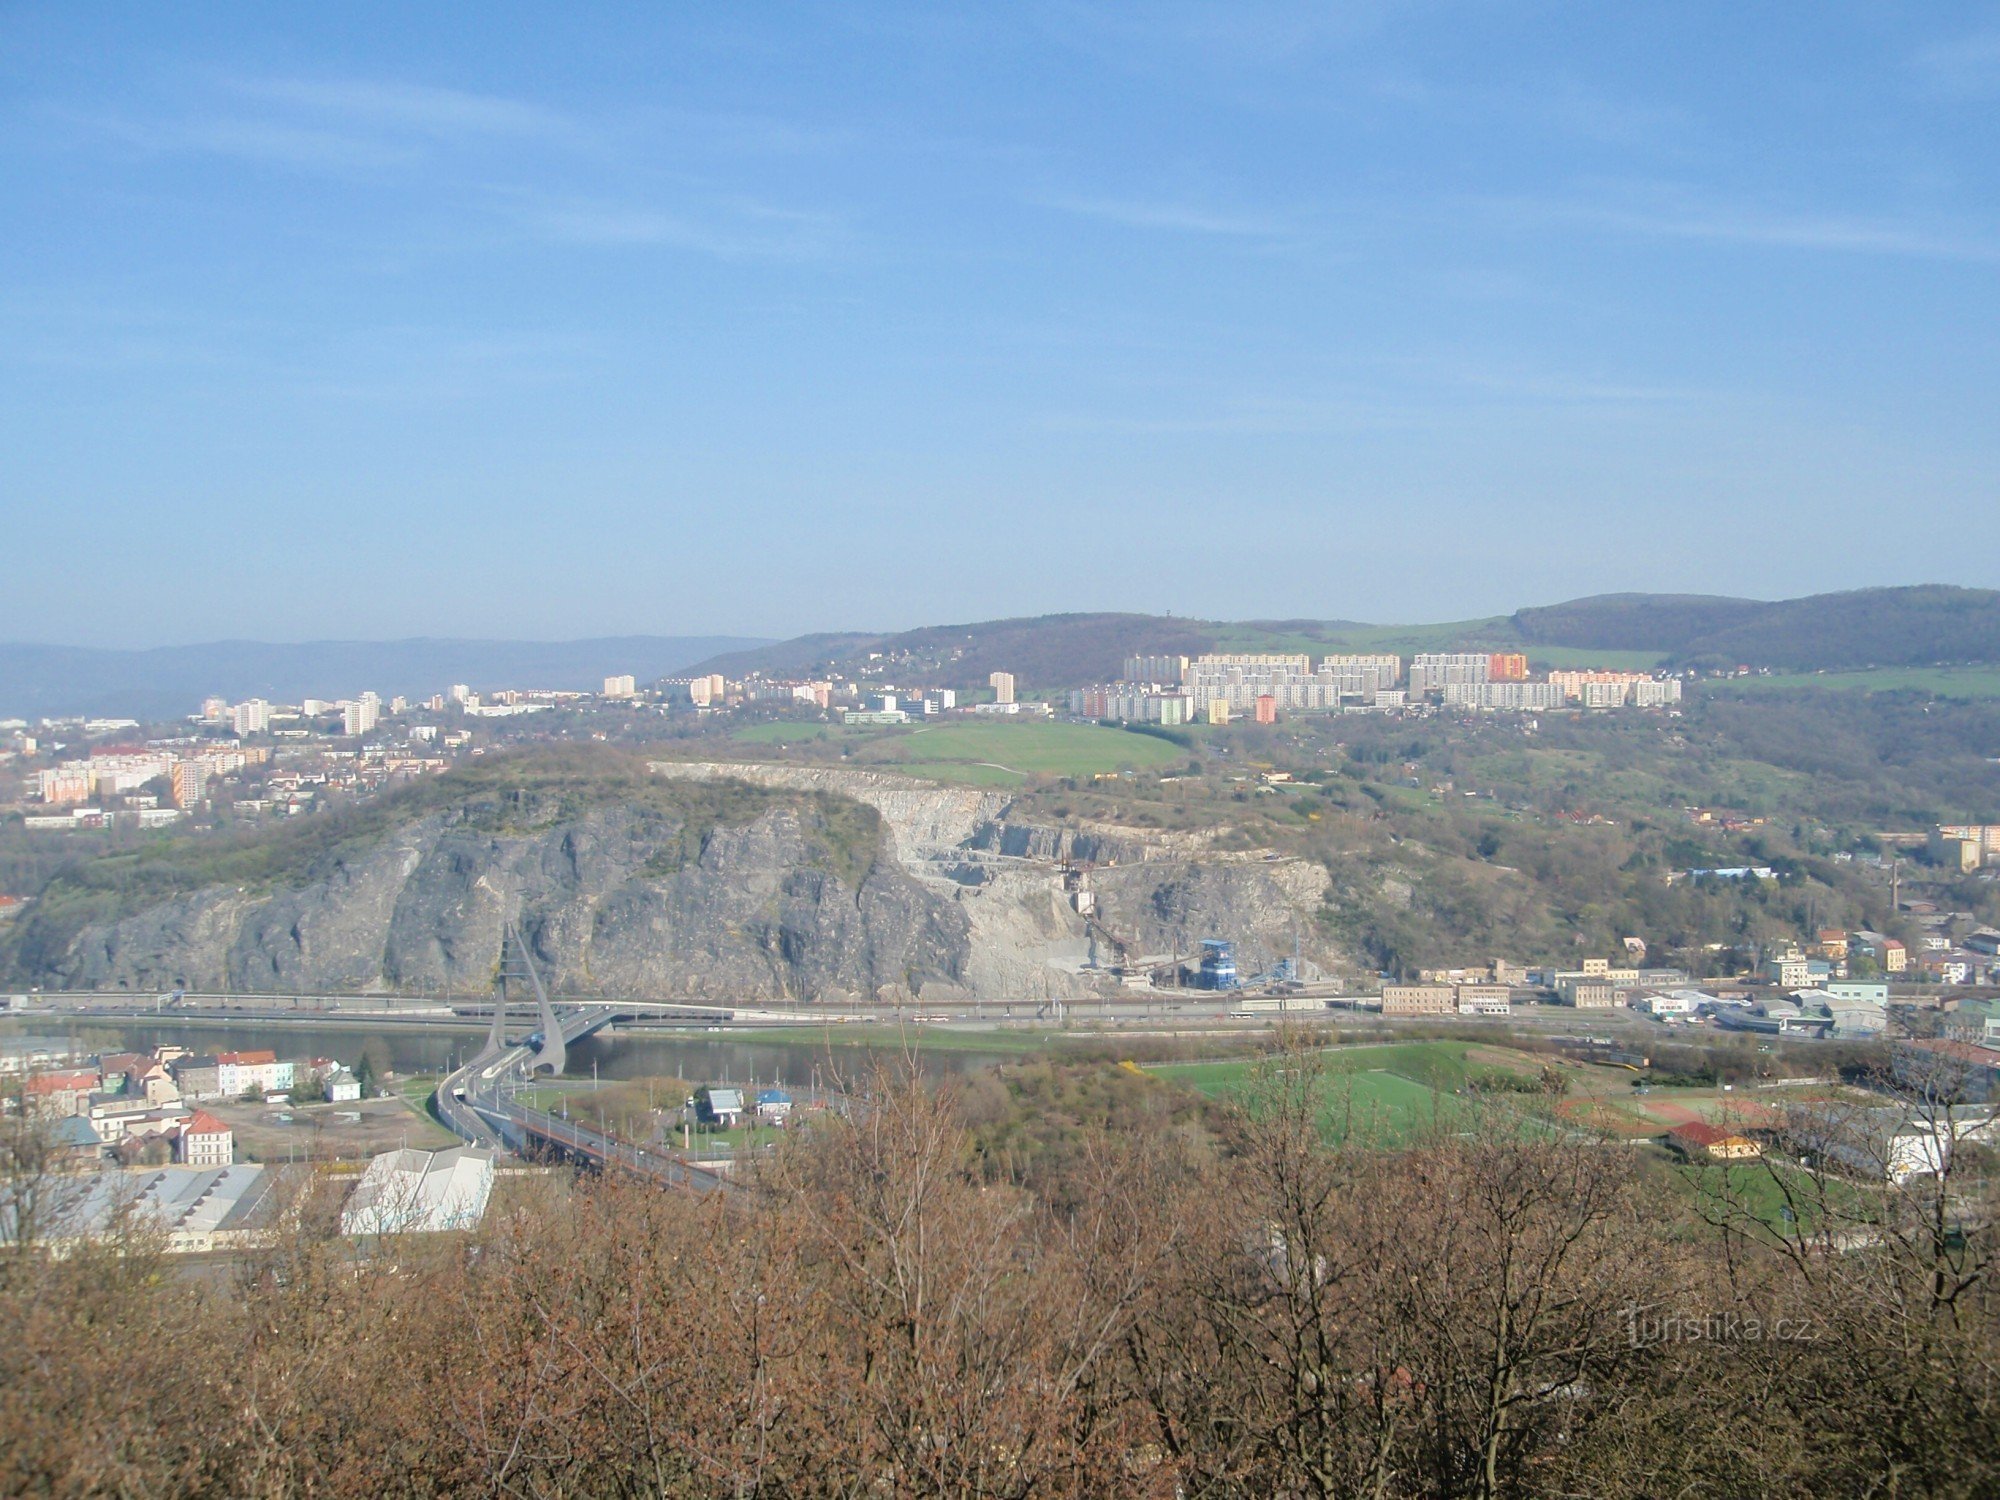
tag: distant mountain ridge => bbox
[0,635,769,720]
[1513,586,2000,669]
[692,586,2000,690]
[14,586,1996,719]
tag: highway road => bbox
[432,1003,733,1191]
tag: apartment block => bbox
[1381,983,1456,1015]
[1409,654,1491,695]
[170,761,209,809]
[1442,681,1565,710]
[1455,985,1513,1016]
[1121,654,1189,685]
[1556,977,1619,1007]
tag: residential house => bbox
[755,1088,794,1123]
[216,1051,293,1098]
[22,1069,98,1118]
[170,1055,222,1101]
[325,1068,362,1102]
[1668,1122,1763,1161]
[88,1095,190,1142]
[49,1115,105,1166]
[175,1110,234,1167]
[1766,952,1814,989]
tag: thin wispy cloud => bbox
[51,72,590,175]
[1485,186,2000,264]
[226,76,583,143]
[1911,29,2000,98]
[1038,193,1287,237]
[56,106,421,172]
[514,195,849,261]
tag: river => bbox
[16,1017,1023,1091]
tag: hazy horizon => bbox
[6,5,1997,647]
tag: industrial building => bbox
[340,1146,496,1238]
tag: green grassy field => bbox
[1704,665,2000,699]
[691,1024,1068,1056]
[1674,1160,1876,1233]
[731,722,874,746]
[1150,1040,1547,1144]
[728,718,1188,784]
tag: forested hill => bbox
[693,585,2000,691]
[1515,586,2000,670]
[689,613,1219,690]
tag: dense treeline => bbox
[1514,585,2000,672]
[3,1058,1994,1498]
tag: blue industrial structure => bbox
[1192,939,1239,991]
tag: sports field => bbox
[1150,1040,1549,1144]
[1557,1088,1784,1140]
[733,718,1189,784]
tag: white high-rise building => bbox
[989,671,1016,705]
[230,699,270,736]
[342,698,379,737]
[603,674,637,699]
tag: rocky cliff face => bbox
[656,764,1336,995]
[42,795,968,1002]
[26,762,1336,1002]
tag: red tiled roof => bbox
[182,1110,230,1136]
[24,1070,98,1093]
[217,1050,276,1066]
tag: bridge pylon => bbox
[501,921,566,1076]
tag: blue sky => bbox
[4,3,1997,646]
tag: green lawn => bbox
[679,1122,787,1153]
[688,1024,1068,1056]
[1149,1041,1546,1144]
[731,722,875,746]
[1704,665,2000,699]
[1674,1160,1877,1233]
[862,721,1187,779]
[726,718,1188,783]
[396,1074,441,1107]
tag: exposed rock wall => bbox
[33,763,1338,1001]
